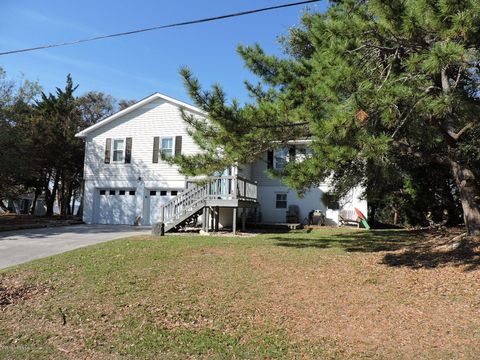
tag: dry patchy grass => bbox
[1,228,479,359]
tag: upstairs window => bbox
[112,139,125,162]
[296,147,312,161]
[274,148,288,170]
[160,137,173,159]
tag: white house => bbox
[75,92,367,232]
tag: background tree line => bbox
[0,69,134,217]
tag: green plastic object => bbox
[360,218,370,230]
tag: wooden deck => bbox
[160,176,258,233]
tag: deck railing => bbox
[159,176,257,229]
[237,177,258,201]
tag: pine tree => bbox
[175,1,480,235]
[34,75,83,217]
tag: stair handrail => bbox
[161,182,209,223]
[158,175,258,227]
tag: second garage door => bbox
[146,190,179,225]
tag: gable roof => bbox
[75,92,206,138]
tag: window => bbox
[129,190,136,196]
[160,137,173,159]
[119,190,126,195]
[109,190,116,195]
[171,190,178,196]
[112,139,125,162]
[99,190,106,195]
[150,191,157,196]
[296,147,312,161]
[274,148,288,170]
[276,193,287,208]
[160,190,167,196]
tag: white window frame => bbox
[159,136,175,160]
[275,192,288,209]
[295,146,312,162]
[273,147,288,170]
[111,138,126,163]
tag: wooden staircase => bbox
[159,176,258,233]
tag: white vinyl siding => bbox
[83,98,200,183]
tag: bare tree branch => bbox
[449,122,476,141]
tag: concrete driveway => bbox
[0,224,150,270]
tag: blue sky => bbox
[0,1,328,104]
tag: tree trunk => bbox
[57,171,69,219]
[444,179,461,227]
[76,179,84,217]
[43,172,53,216]
[0,200,9,212]
[46,173,59,217]
[64,181,74,217]
[70,190,76,216]
[450,160,480,235]
[368,204,377,227]
[29,186,41,215]
[59,186,68,219]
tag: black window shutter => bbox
[125,137,132,163]
[175,136,182,157]
[289,146,296,162]
[267,150,273,169]
[152,137,159,163]
[104,138,111,164]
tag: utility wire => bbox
[0,0,320,56]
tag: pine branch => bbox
[391,140,449,166]
[251,121,309,128]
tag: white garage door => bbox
[95,189,137,225]
[147,190,178,225]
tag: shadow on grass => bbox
[382,239,480,272]
[273,229,480,271]
[272,230,416,252]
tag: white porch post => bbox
[232,208,237,235]
[205,207,210,233]
[202,208,207,232]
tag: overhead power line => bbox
[0,0,320,56]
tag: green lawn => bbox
[1,228,479,359]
